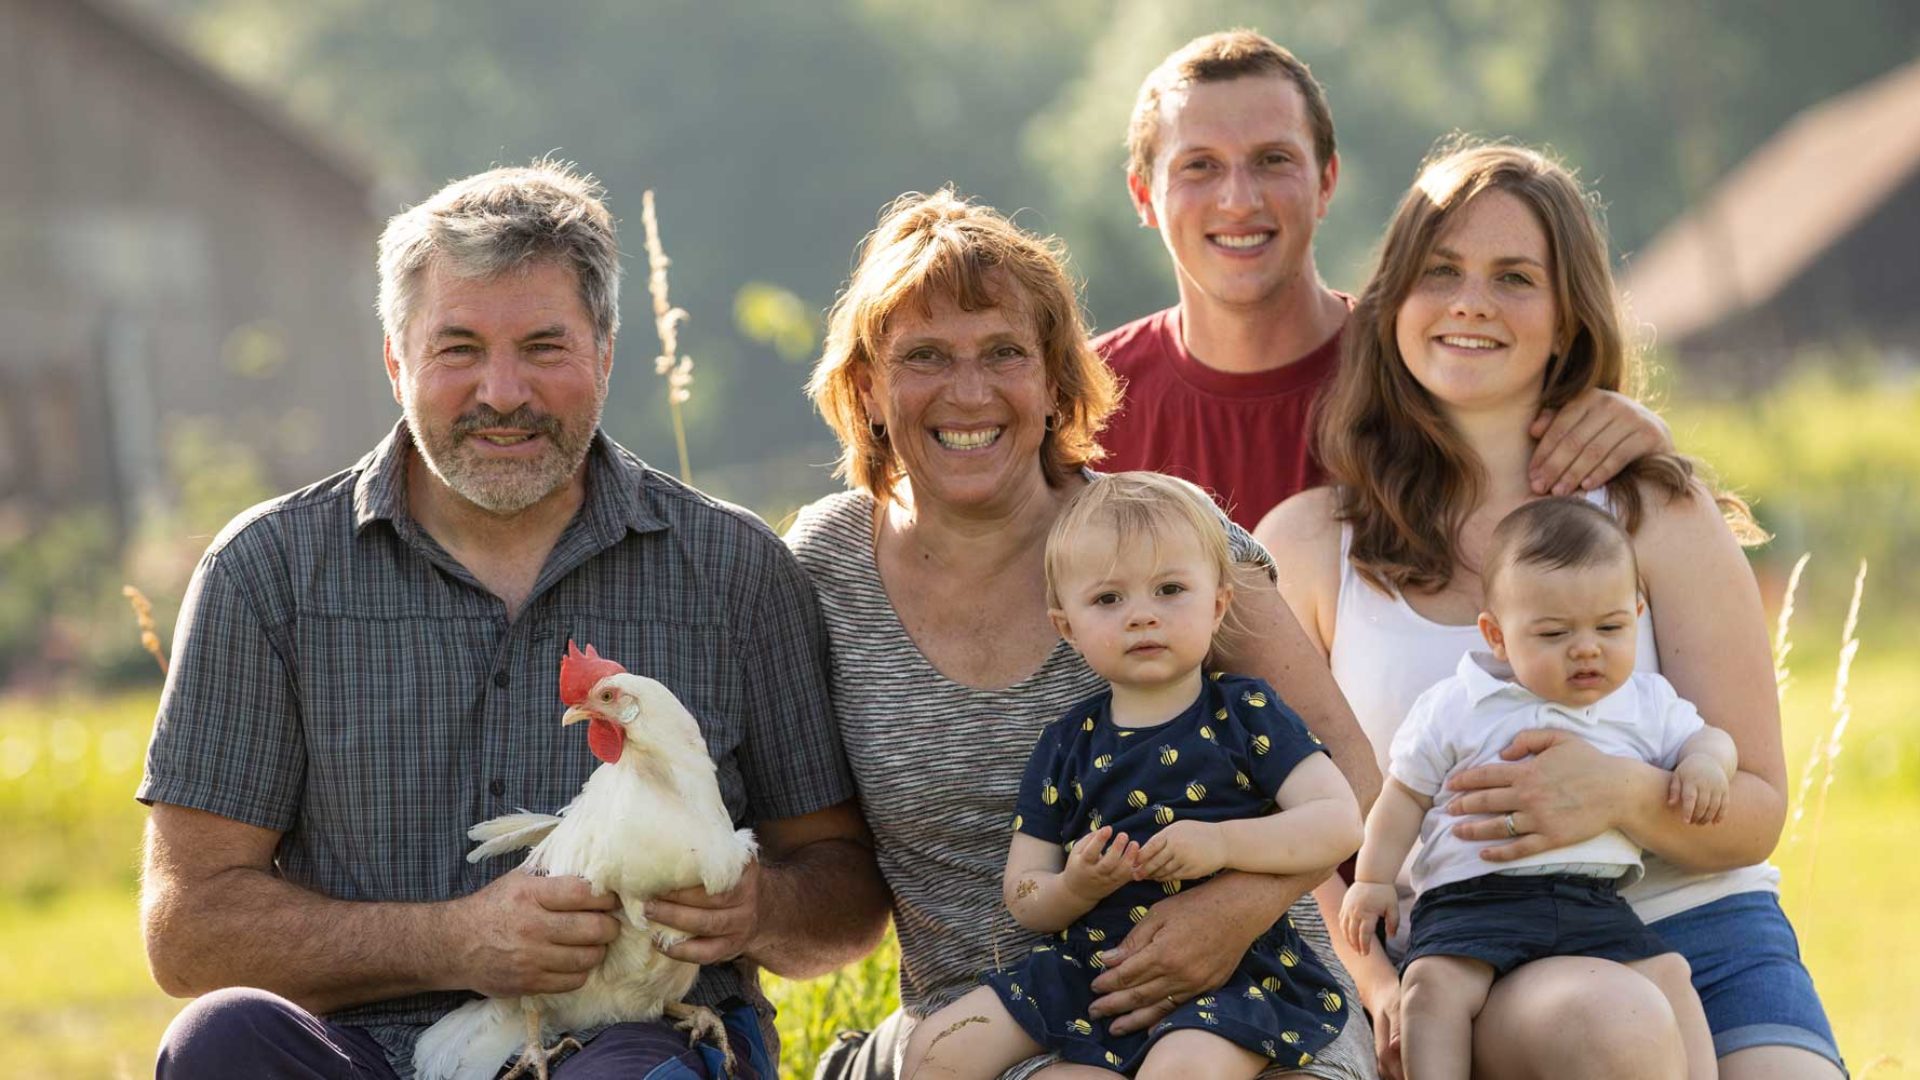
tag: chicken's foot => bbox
[664,1000,737,1078]
[499,1003,581,1080]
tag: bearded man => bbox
[138,162,888,1079]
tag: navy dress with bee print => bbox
[983,672,1349,1073]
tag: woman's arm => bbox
[1446,484,1786,870]
[1244,489,1380,812]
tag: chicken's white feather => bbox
[414,673,757,1080]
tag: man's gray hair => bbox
[377,159,622,348]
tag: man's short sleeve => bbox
[731,544,857,824]
[137,546,305,831]
[1387,683,1456,799]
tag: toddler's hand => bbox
[1669,752,1731,824]
[1340,882,1400,955]
[1129,820,1226,882]
[1061,825,1139,901]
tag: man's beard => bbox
[404,396,603,515]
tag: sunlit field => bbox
[5,634,1912,1078]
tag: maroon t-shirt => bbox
[1094,305,1344,531]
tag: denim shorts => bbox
[1404,872,1670,977]
[1649,890,1846,1074]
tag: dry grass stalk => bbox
[641,190,694,483]
[1798,559,1867,917]
[121,585,167,676]
[1772,552,1811,698]
[1781,554,1825,848]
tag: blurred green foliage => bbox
[1667,364,1920,636]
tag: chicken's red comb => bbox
[559,640,627,706]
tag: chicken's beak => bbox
[560,705,596,726]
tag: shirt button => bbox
[489,779,506,797]
[493,670,510,688]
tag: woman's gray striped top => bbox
[786,489,1374,1080]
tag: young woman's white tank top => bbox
[1326,492,1778,938]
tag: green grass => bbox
[5,637,1913,1078]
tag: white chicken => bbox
[413,641,759,1080]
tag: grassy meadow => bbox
[4,639,1913,1078]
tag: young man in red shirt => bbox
[1096,30,1667,530]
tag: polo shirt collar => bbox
[351,420,667,537]
[1454,649,1638,723]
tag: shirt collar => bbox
[1455,649,1639,723]
[351,420,666,537]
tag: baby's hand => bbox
[1340,882,1399,955]
[1130,820,1226,882]
[1669,752,1731,824]
[1061,826,1140,901]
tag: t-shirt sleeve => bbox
[1222,516,1278,584]
[733,541,859,823]
[1012,720,1075,845]
[1229,676,1330,798]
[136,546,306,831]
[1647,674,1708,769]
[1387,684,1455,799]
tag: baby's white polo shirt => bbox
[1389,651,1707,896]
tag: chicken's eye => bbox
[599,689,615,702]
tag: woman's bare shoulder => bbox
[1254,485,1344,558]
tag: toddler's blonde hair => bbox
[1045,472,1245,660]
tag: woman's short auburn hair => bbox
[808,188,1120,502]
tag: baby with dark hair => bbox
[1341,496,1732,1080]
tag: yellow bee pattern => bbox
[999,675,1345,1067]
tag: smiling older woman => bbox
[788,189,1384,1080]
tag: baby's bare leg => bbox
[1628,953,1717,1080]
[901,987,1046,1080]
[1134,1028,1268,1080]
[1400,954,1496,1080]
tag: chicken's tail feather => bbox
[466,812,563,863]
[413,997,527,1080]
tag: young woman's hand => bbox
[1129,820,1226,882]
[1060,826,1139,902]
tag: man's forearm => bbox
[745,837,891,979]
[145,863,452,1012]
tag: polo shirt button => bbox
[489,779,506,797]
[493,670,510,688]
